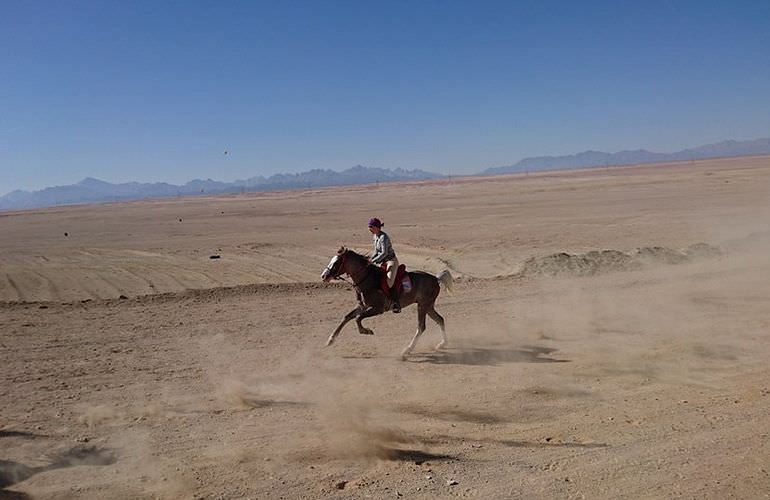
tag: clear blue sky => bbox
[2,0,769,193]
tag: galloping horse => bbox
[321,247,453,360]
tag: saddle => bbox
[380,264,412,296]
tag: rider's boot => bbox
[390,286,401,313]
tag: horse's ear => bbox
[337,246,346,255]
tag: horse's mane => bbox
[339,247,381,274]
[342,248,368,261]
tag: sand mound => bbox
[519,243,721,277]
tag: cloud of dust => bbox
[318,402,419,460]
[77,405,125,428]
[53,405,196,500]
[419,212,770,403]
[512,226,770,390]
[193,329,444,464]
[106,428,195,499]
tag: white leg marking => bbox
[402,328,423,361]
[435,325,448,350]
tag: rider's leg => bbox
[389,286,400,313]
[386,261,400,313]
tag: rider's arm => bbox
[370,233,392,264]
[370,234,384,264]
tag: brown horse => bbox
[321,247,453,360]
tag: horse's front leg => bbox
[326,306,362,346]
[356,306,383,336]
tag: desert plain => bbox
[1,156,770,499]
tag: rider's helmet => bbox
[368,217,383,228]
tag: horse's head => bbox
[321,246,348,282]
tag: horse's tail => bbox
[436,270,454,293]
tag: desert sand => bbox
[1,156,770,499]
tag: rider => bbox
[368,217,401,313]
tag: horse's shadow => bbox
[377,447,455,464]
[0,446,116,491]
[411,345,569,366]
[0,431,46,440]
[0,489,31,500]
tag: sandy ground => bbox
[1,156,770,499]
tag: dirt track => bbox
[2,157,770,499]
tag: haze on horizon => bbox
[2,0,769,194]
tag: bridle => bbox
[324,251,347,280]
[330,251,348,280]
[326,250,366,288]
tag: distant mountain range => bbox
[480,137,770,175]
[0,165,441,211]
[2,137,769,210]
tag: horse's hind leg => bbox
[401,304,427,361]
[427,306,447,350]
[326,306,361,346]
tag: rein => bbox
[336,251,368,288]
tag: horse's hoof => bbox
[359,329,374,336]
[326,338,334,346]
[435,341,447,350]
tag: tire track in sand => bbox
[121,267,160,294]
[4,273,25,302]
[33,270,62,302]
